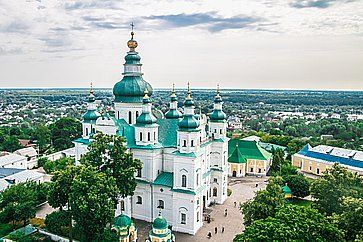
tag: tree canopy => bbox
[235,205,343,242]
[310,164,363,215]
[80,133,142,198]
[49,117,81,151]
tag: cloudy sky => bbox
[0,0,362,90]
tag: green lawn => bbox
[287,198,313,207]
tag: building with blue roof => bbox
[73,29,229,235]
[292,144,363,176]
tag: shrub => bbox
[45,211,70,237]
[227,188,232,196]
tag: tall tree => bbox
[80,133,142,198]
[310,164,363,215]
[49,117,81,151]
[48,165,79,241]
[0,182,37,227]
[33,124,51,153]
[270,148,285,174]
[234,205,343,242]
[1,136,21,152]
[70,165,118,241]
[241,176,284,226]
[332,197,363,241]
[284,174,310,198]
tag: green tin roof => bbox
[83,110,101,122]
[136,112,157,125]
[178,115,199,130]
[152,216,168,230]
[113,75,153,103]
[228,139,272,164]
[157,119,178,148]
[73,137,90,145]
[282,185,292,195]
[113,214,132,228]
[153,172,173,188]
[209,109,226,121]
[165,109,182,119]
[171,188,196,195]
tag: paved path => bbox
[136,176,267,242]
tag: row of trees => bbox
[0,117,82,153]
[235,164,363,241]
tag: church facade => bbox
[73,31,229,235]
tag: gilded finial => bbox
[127,22,138,50]
[216,84,220,96]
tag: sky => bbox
[0,0,362,90]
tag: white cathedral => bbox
[73,30,229,235]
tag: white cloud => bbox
[0,0,362,89]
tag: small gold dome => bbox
[127,32,138,50]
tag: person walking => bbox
[222,227,225,233]
[234,201,237,207]
[215,227,218,234]
[224,208,228,216]
[207,232,212,239]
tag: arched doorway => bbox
[232,171,237,177]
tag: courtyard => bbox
[135,176,267,241]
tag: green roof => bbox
[228,139,272,164]
[178,115,199,130]
[73,137,90,145]
[157,119,178,147]
[209,109,226,121]
[152,216,168,230]
[165,109,182,119]
[282,185,292,195]
[171,188,196,195]
[113,75,153,103]
[153,172,173,188]
[113,214,132,228]
[259,142,287,152]
[83,110,101,122]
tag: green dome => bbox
[209,110,226,121]
[83,110,101,122]
[152,216,168,230]
[113,76,153,103]
[124,52,141,64]
[178,115,199,130]
[165,109,182,119]
[136,113,157,125]
[184,98,195,107]
[113,214,132,228]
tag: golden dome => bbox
[127,31,138,51]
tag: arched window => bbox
[136,111,139,118]
[158,200,164,209]
[213,187,217,197]
[137,168,142,177]
[85,128,88,136]
[196,173,199,186]
[148,132,151,141]
[120,200,125,211]
[136,196,142,204]
[154,132,156,140]
[182,175,187,187]
[139,132,143,141]
[128,111,132,124]
[183,140,187,147]
[191,140,194,147]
